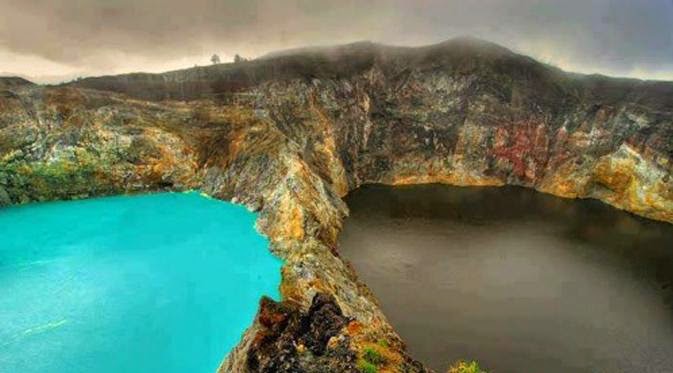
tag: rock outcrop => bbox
[1,37,672,372]
[231,293,357,373]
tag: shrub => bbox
[357,359,378,373]
[447,360,485,373]
[362,346,386,365]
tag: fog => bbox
[1,0,672,83]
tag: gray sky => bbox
[1,0,673,83]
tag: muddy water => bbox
[339,184,673,373]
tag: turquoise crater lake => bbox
[0,192,282,373]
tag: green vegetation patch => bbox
[356,359,378,373]
[356,345,388,373]
[0,148,125,203]
[362,347,386,365]
[448,360,486,373]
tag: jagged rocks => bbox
[245,293,357,373]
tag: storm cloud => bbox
[1,0,672,82]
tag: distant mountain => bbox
[0,76,35,90]
[65,37,673,112]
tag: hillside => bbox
[67,37,673,113]
[0,76,35,90]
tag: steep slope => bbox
[1,37,673,372]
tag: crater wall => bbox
[2,38,672,372]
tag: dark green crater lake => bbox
[339,184,673,373]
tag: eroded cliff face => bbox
[1,38,672,372]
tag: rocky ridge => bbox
[0,76,35,90]
[1,37,672,372]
